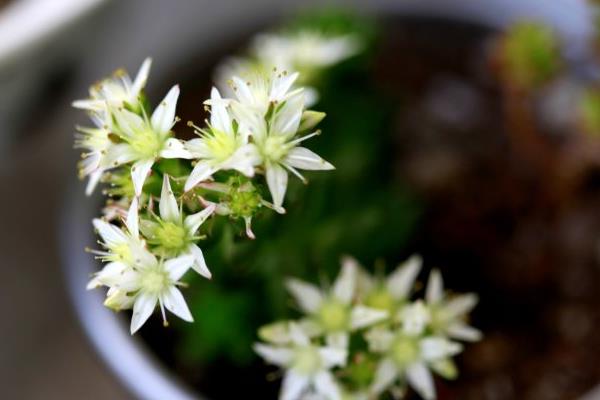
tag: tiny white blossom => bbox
[74,114,112,195]
[425,269,482,342]
[102,85,191,196]
[254,323,347,400]
[73,58,152,115]
[366,325,463,400]
[184,87,260,192]
[232,88,334,208]
[141,175,215,278]
[285,257,388,349]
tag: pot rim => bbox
[60,1,594,400]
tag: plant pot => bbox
[61,1,596,400]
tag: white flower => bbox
[357,255,423,314]
[73,57,152,115]
[183,87,260,192]
[285,257,388,349]
[87,198,151,290]
[254,323,347,400]
[141,175,215,278]
[366,326,463,400]
[232,89,334,208]
[252,31,360,73]
[102,85,191,196]
[425,269,482,342]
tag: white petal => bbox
[85,169,104,196]
[184,161,216,192]
[72,99,105,112]
[165,254,195,281]
[313,371,342,400]
[370,358,398,395]
[231,77,255,105]
[253,343,294,367]
[273,92,304,136]
[266,163,288,208]
[131,159,154,197]
[420,337,463,361]
[285,278,323,313]
[332,257,358,304]
[319,345,347,368]
[131,57,152,97]
[114,108,145,139]
[125,197,139,237]
[406,362,436,400]
[187,244,212,279]
[130,292,158,334]
[289,322,310,346]
[184,204,215,234]
[230,100,266,139]
[103,143,138,167]
[426,269,444,304]
[386,255,422,300]
[160,138,192,159]
[281,371,310,400]
[446,323,482,342]
[285,147,334,171]
[93,218,127,246]
[270,72,299,102]
[325,332,349,351]
[160,175,180,222]
[350,305,389,330]
[88,261,129,288]
[445,294,479,318]
[161,286,193,322]
[151,85,179,135]
[220,143,260,177]
[209,87,233,134]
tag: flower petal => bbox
[131,159,154,197]
[445,293,479,318]
[253,343,294,367]
[350,305,389,330]
[187,244,212,279]
[131,58,152,98]
[164,254,195,281]
[386,255,422,300]
[93,218,127,246]
[184,204,215,235]
[125,197,139,237]
[285,278,323,314]
[208,87,233,134]
[161,138,192,159]
[184,160,216,192]
[285,147,334,171]
[151,85,179,135]
[420,337,463,361]
[319,345,347,368]
[370,358,398,395]
[162,286,193,322]
[85,169,104,196]
[273,92,304,136]
[446,322,483,342]
[325,332,349,351]
[130,292,158,334]
[406,362,436,400]
[160,175,180,222]
[280,371,310,400]
[426,269,444,305]
[220,143,260,177]
[266,163,288,208]
[332,256,358,304]
[114,108,145,139]
[313,371,342,400]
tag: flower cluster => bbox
[74,42,343,332]
[254,256,481,400]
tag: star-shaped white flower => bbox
[141,175,215,278]
[254,323,347,400]
[183,87,260,192]
[425,269,482,342]
[366,314,463,400]
[357,255,423,315]
[232,89,334,208]
[103,85,191,196]
[285,257,388,349]
[73,57,152,115]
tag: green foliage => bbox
[502,22,561,89]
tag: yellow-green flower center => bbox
[110,242,135,264]
[292,346,321,374]
[140,266,169,294]
[128,128,164,159]
[318,299,350,332]
[205,130,239,162]
[390,336,419,367]
[154,221,188,253]
[365,289,396,315]
[261,135,289,163]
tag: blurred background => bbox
[2,0,599,399]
